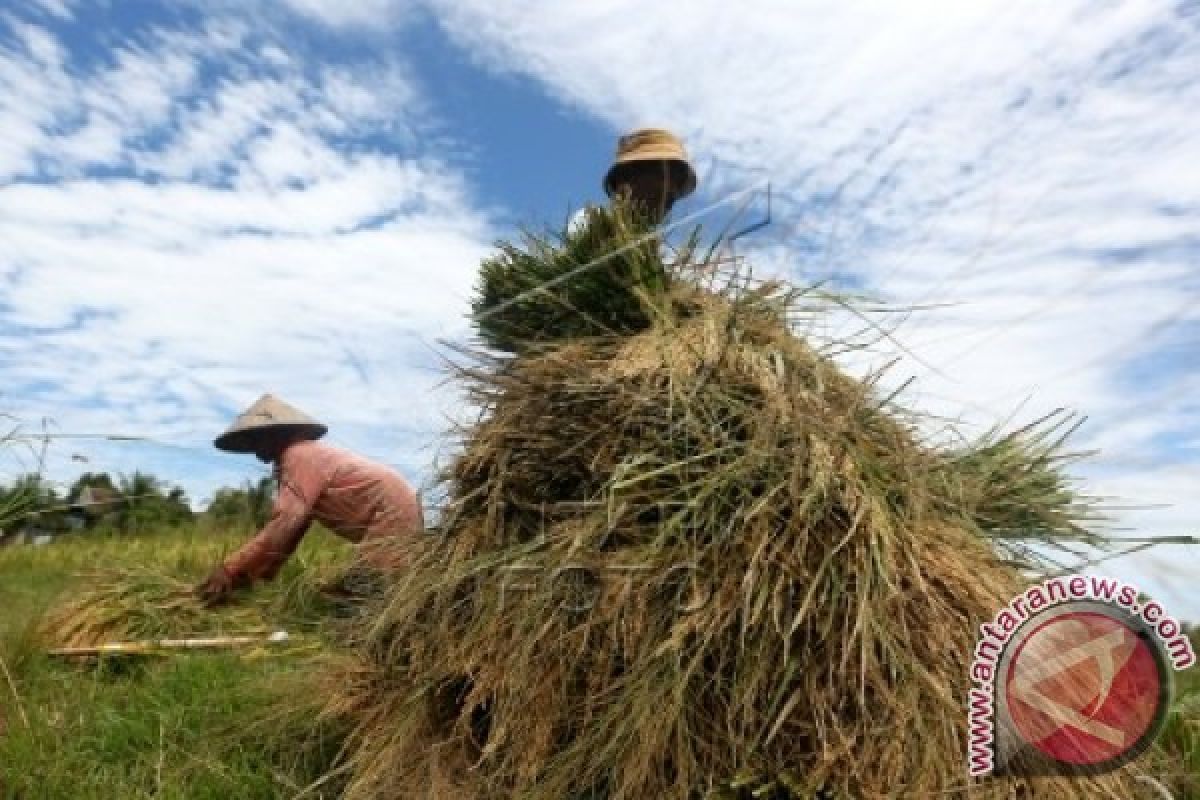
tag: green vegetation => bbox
[0,470,278,545]
[0,530,349,799]
[1168,628,1200,798]
[473,199,682,352]
[0,470,194,539]
[205,477,275,530]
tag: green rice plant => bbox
[928,411,1111,573]
[1159,670,1200,798]
[473,200,694,353]
[0,433,42,537]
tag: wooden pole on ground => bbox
[48,630,292,658]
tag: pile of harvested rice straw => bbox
[317,204,1161,799]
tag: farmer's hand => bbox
[195,565,235,608]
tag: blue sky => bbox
[1,0,1197,617]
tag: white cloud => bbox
[0,12,493,513]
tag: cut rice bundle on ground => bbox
[40,558,361,650]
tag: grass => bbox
[0,527,349,799]
[1166,662,1200,797]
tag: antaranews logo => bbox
[967,574,1195,778]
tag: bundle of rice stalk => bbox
[41,568,269,650]
[41,561,355,651]
[472,200,686,353]
[324,204,1156,799]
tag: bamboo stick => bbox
[48,630,291,658]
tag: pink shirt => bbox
[223,440,424,584]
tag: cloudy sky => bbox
[1,0,1196,616]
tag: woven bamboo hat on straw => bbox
[603,128,697,200]
[214,393,328,453]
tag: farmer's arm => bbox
[221,480,316,584]
[198,460,327,603]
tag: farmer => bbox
[195,393,424,607]
[602,127,697,224]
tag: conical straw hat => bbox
[213,393,328,453]
[603,128,697,199]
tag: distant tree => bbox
[100,471,193,534]
[205,476,274,529]
[1,470,197,539]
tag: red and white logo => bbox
[998,606,1167,773]
[967,576,1193,778]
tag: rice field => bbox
[0,528,349,799]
